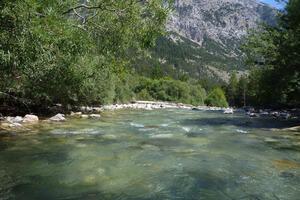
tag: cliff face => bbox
[136,0,277,82]
[168,0,276,46]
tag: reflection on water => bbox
[0,109,300,200]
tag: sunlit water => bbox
[1,109,300,200]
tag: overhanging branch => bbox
[63,4,102,15]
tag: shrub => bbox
[205,87,229,107]
[133,77,206,105]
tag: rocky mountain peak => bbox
[167,0,277,46]
[136,0,278,83]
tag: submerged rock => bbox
[102,134,117,139]
[9,123,23,128]
[279,112,291,119]
[49,114,66,122]
[83,175,97,185]
[264,137,279,143]
[260,111,269,116]
[186,131,205,137]
[280,171,295,178]
[23,115,39,123]
[272,159,300,170]
[141,144,160,151]
[0,122,25,131]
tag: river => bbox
[0,109,300,199]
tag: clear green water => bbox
[1,109,300,200]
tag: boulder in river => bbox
[223,108,234,114]
[23,115,39,123]
[6,116,23,123]
[49,114,66,122]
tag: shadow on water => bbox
[180,115,299,129]
[9,167,238,200]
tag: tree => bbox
[242,0,300,107]
[226,71,238,106]
[236,75,248,107]
[205,87,229,107]
[0,0,172,113]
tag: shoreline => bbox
[0,101,299,132]
[80,101,230,112]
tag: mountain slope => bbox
[135,0,277,83]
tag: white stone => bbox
[9,123,23,128]
[70,112,82,117]
[223,108,234,114]
[7,116,24,123]
[81,114,89,119]
[23,115,39,123]
[49,114,66,122]
[89,114,101,119]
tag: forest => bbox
[226,0,300,108]
[0,0,299,115]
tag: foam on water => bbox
[130,122,145,128]
[182,127,191,132]
[150,134,174,138]
[236,129,248,134]
[160,124,169,127]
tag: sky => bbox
[259,0,285,9]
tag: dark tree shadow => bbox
[180,115,300,129]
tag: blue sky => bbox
[259,0,285,9]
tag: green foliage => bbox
[134,33,244,83]
[133,77,206,106]
[0,0,232,111]
[226,71,238,106]
[0,0,171,111]
[205,87,229,107]
[242,0,300,107]
[236,75,248,107]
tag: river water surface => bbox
[0,109,300,200]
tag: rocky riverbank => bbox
[79,101,230,112]
[0,101,299,132]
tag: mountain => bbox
[134,0,277,83]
